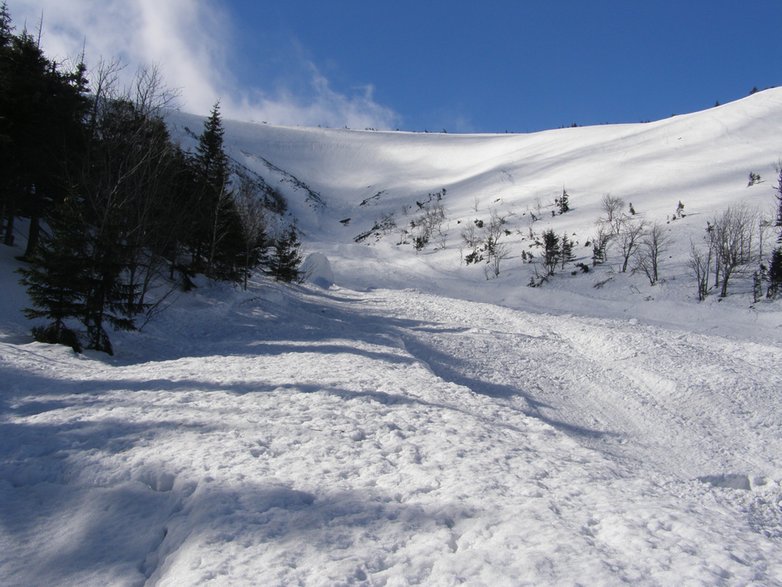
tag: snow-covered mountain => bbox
[173,88,782,318]
[2,90,782,585]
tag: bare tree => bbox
[406,190,447,252]
[634,222,670,285]
[688,240,713,301]
[601,194,625,225]
[234,169,268,290]
[483,209,511,278]
[131,65,179,117]
[461,222,480,249]
[710,204,759,297]
[592,221,614,265]
[618,218,646,272]
[81,64,187,312]
[462,209,511,277]
[486,237,511,279]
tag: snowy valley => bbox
[2,89,782,585]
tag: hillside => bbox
[1,90,782,585]
[172,88,782,325]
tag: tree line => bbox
[1,5,301,354]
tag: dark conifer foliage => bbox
[554,188,570,214]
[0,3,13,235]
[17,199,89,351]
[1,6,299,354]
[195,102,230,191]
[190,101,246,279]
[542,229,560,276]
[268,225,303,283]
[560,233,574,269]
[768,248,782,299]
[0,13,89,254]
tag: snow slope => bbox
[170,88,782,333]
[2,90,782,585]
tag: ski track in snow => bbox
[2,281,781,586]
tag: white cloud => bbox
[6,0,399,129]
[234,65,398,129]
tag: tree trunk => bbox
[24,213,40,257]
[3,210,15,246]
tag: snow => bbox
[301,252,335,289]
[2,89,782,585]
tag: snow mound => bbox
[301,252,335,288]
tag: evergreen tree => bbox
[268,225,303,282]
[0,2,12,238]
[0,3,11,46]
[769,247,782,299]
[191,101,242,277]
[542,229,560,276]
[195,101,230,191]
[556,188,570,214]
[17,199,88,351]
[81,228,136,356]
[560,233,574,269]
[0,12,88,252]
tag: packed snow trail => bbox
[382,288,782,482]
[1,281,781,585]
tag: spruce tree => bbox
[268,225,303,282]
[17,200,89,351]
[1,23,88,254]
[560,233,574,269]
[195,102,230,190]
[767,248,782,299]
[556,188,570,214]
[192,101,240,277]
[0,2,12,239]
[542,229,560,276]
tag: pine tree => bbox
[191,101,240,277]
[560,233,574,269]
[268,225,303,282]
[0,3,11,46]
[0,2,12,240]
[768,247,782,299]
[542,229,560,276]
[1,23,88,254]
[17,200,88,351]
[555,188,570,214]
[195,101,230,191]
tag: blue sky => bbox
[7,0,782,132]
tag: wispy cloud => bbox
[234,65,398,129]
[7,0,399,129]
